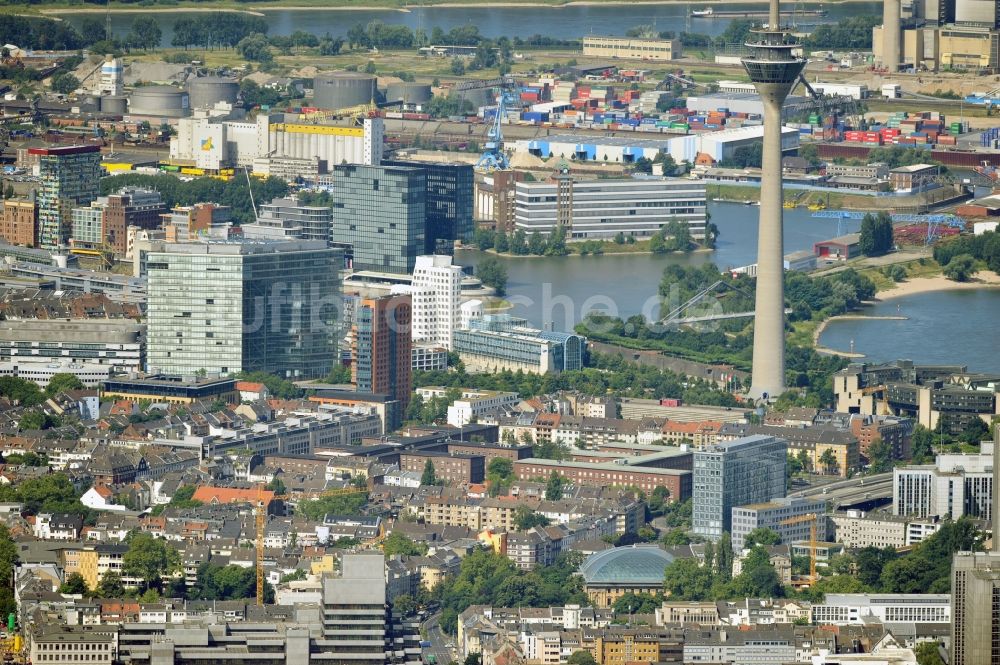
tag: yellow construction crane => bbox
[779,513,818,587]
[69,243,115,270]
[860,385,891,415]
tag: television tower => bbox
[742,0,804,401]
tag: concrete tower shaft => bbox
[883,0,901,72]
[741,0,805,401]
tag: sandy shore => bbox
[875,273,1000,301]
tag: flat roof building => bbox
[582,35,682,61]
[513,175,707,240]
[693,435,788,540]
[330,164,426,274]
[146,240,341,379]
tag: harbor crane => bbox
[454,76,519,171]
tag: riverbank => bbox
[874,272,1000,300]
[809,273,1000,357]
[34,0,874,14]
[812,314,907,358]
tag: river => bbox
[454,201,861,331]
[818,289,1000,374]
[58,2,882,46]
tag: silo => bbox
[386,82,432,106]
[128,85,190,117]
[313,72,377,110]
[187,76,240,110]
[100,95,128,114]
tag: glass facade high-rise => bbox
[30,145,102,249]
[329,164,426,274]
[692,434,788,540]
[146,240,341,379]
[383,159,474,252]
[352,294,411,414]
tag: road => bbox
[421,612,456,665]
[788,472,894,509]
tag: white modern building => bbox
[894,442,994,521]
[411,255,463,350]
[811,594,951,625]
[513,175,707,240]
[0,360,111,387]
[730,496,827,551]
[415,387,521,427]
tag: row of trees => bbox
[170,14,269,50]
[474,226,568,257]
[414,350,741,407]
[934,229,1000,275]
[434,549,588,634]
[100,173,289,226]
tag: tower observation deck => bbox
[741,0,805,401]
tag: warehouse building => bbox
[513,173,707,240]
[512,125,798,165]
[582,35,682,61]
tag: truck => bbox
[420,641,432,648]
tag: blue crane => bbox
[454,76,518,171]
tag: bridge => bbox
[789,472,894,510]
[811,210,966,227]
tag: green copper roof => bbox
[579,545,674,584]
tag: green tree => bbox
[859,212,894,257]
[59,572,89,595]
[566,651,597,665]
[450,57,466,75]
[477,257,508,295]
[910,425,936,464]
[382,532,428,557]
[914,642,945,665]
[266,477,286,495]
[421,459,438,486]
[662,557,714,600]
[743,527,781,549]
[513,505,551,531]
[50,72,80,95]
[544,471,565,501]
[819,448,838,476]
[943,254,977,282]
[297,492,367,521]
[45,373,84,397]
[238,33,273,63]
[95,572,124,598]
[866,437,894,473]
[122,533,181,591]
[127,16,162,51]
[611,591,661,614]
[0,376,44,406]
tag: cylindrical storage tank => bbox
[128,85,190,117]
[100,95,128,114]
[187,76,240,110]
[313,72,377,110]
[386,82,432,106]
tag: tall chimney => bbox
[883,0,901,72]
[993,427,1000,553]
